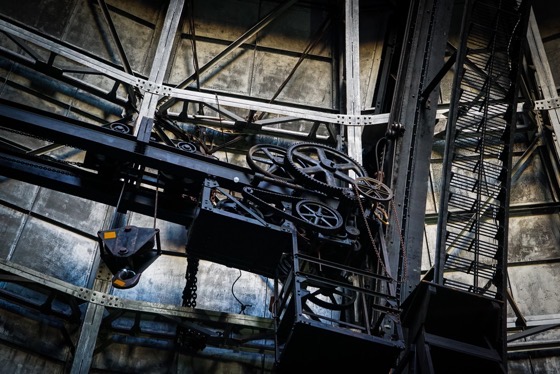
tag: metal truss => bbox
[2,0,559,372]
[0,257,276,357]
[0,1,404,372]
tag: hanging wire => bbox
[110,179,128,228]
[231,269,251,314]
[375,137,388,176]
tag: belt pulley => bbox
[241,187,343,235]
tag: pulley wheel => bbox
[246,144,294,181]
[285,142,367,195]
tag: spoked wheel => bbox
[246,144,294,181]
[355,176,393,202]
[285,142,367,195]
[302,284,357,311]
[294,200,343,233]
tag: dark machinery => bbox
[185,142,404,371]
[0,0,536,371]
[188,142,371,275]
[0,99,405,371]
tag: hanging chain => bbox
[390,199,408,281]
[177,253,206,352]
[182,255,199,308]
[352,182,396,282]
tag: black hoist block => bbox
[97,226,161,289]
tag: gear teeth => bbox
[284,142,367,196]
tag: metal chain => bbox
[352,183,396,282]
[0,126,86,151]
[182,255,199,308]
[0,127,89,175]
[390,199,408,281]
[0,152,81,177]
[176,253,206,352]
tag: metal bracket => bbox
[96,265,113,282]
[75,288,123,308]
[535,97,560,110]
[336,114,377,126]
[135,78,173,96]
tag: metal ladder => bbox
[436,0,530,299]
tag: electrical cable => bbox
[231,269,251,314]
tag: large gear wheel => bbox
[246,144,294,182]
[285,142,367,195]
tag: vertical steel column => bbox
[385,0,454,300]
[134,0,186,135]
[344,0,362,164]
[70,2,186,372]
[70,213,127,373]
[69,272,112,374]
[526,8,560,161]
